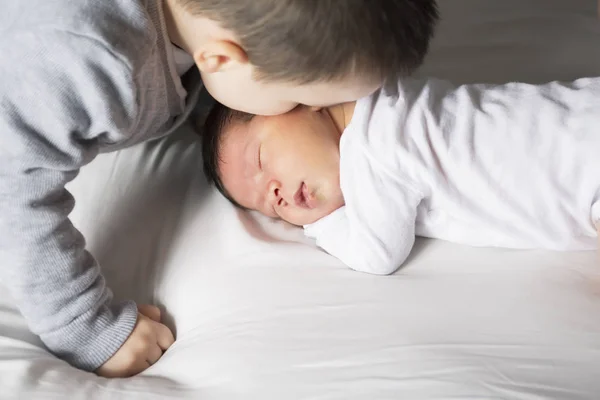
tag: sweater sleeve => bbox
[0,30,140,370]
[304,164,424,276]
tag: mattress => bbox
[1,1,600,399]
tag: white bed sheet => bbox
[1,1,600,399]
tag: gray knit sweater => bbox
[0,0,203,370]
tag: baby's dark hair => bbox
[175,0,439,84]
[200,102,253,209]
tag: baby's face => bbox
[218,107,345,226]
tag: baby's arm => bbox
[304,173,423,275]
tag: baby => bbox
[201,77,600,275]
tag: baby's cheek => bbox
[327,184,346,209]
[275,207,301,227]
[281,208,316,227]
[306,203,341,226]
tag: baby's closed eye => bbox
[257,145,263,170]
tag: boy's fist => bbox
[95,304,175,378]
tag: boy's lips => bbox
[294,182,317,209]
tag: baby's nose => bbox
[267,181,285,205]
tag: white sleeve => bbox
[304,173,423,275]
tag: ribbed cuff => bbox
[41,300,138,371]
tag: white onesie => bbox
[304,77,600,275]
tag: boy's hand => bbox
[95,304,175,378]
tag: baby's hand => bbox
[95,304,175,378]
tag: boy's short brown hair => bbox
[176,0,439,84]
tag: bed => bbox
[1,1,600,399]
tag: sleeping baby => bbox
[200,77,600,275]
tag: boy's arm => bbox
[0,31,140,371]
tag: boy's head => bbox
[168,0,439,115]
[201,103,346,226]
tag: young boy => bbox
[0,0,439,377]
[202,77,600,275]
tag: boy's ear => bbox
[194,40,248,73]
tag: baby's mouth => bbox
[294,182,317,209]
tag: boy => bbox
[0,0,439,377]
[202,77,600,275]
